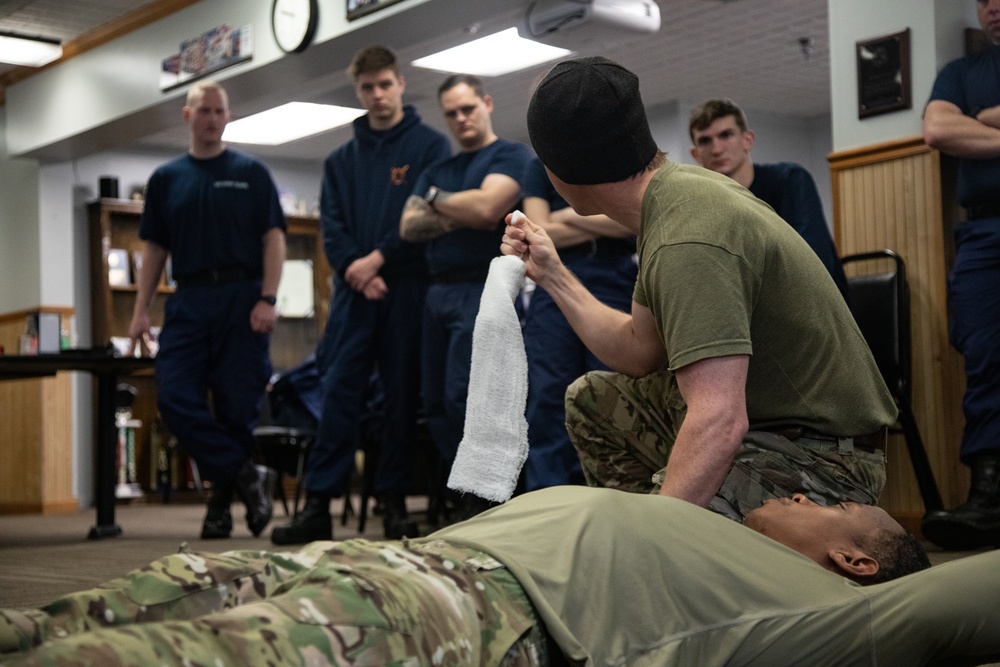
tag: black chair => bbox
[255,424,315,517]
[254,360,320,517]
[841,249,943,513]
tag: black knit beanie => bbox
[527,56,657,185]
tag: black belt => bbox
[176,267,259,289]
[561,238,635,261]
[966,202,1000,220]
[764,426,888,453]
[430,267,490,284]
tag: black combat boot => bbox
[382,493,419,539]
[234,461,277,537]
[270,493,333,545]
[922,454,1000,550]
[454,494,499,523]
[201,484,234,539]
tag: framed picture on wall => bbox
[856,28,912,119]
[347,0,406,22]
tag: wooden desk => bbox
[0,351,155,539]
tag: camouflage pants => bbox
[0,540,549,667]
[566,370,887,522]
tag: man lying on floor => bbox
[2,486,999,667]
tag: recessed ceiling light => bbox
[411,27,572,77]
[0,31,62,67]
[223,102,365,145]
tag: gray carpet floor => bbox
[0,495,427,609]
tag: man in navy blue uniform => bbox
[520,156,637,490]
[271,46,450,544]
[128,80,285,539]
[688,99,849,301]
[920,0,1000,551]
[400,74,532,518]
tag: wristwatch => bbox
[424,185,440,209]
[259,295,277,306]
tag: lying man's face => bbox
[744,494,905,573]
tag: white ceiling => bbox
[0,0,831,163]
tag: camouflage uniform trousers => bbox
[566,370,887,522]
[0,539,550,667]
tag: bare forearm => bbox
[551,208,632,239]
[261,228,286,296]
[541,220,601,247]
[523,198,613,247]
[522,198,593,247]
[432,188,512,231]
[658,425,744,506]
[128,242,168,345]
[134,243,168,313]
[924,101,1000,159]
[658,355,750,506]
[400,195,456,242]
[541,265,662,376]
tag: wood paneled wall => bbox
[0,308,77,514]
[830,137,966,529]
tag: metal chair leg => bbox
[897,399,944,513]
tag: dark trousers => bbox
[950,217,1000,463]
[155,282,270,484]
[421,281,485,466]
[523,254,637,490]
[305,275,426,497]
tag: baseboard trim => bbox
[0,498,78,515]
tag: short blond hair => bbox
[186,80,229,109]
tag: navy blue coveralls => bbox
[140,149,285,483]
[929,44,1000,463]
[306,106,451,498]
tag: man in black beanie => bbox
[503,56,896,521]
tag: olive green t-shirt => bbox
[431,486,1000,667]
[633,162,895,435]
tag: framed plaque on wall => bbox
[856,28,912,119]
[347,0,406,21]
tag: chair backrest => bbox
[841,249,911,402]
[267,356,322,430]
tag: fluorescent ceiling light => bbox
[223,102,365,145]
[412,27,571,77]
[0,31,62,67]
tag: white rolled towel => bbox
[447,251,528,503]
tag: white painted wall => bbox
[0,109,42,314]
[828,0,972,151]
[828,0,979,151]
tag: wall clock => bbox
[272,0,319,54]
